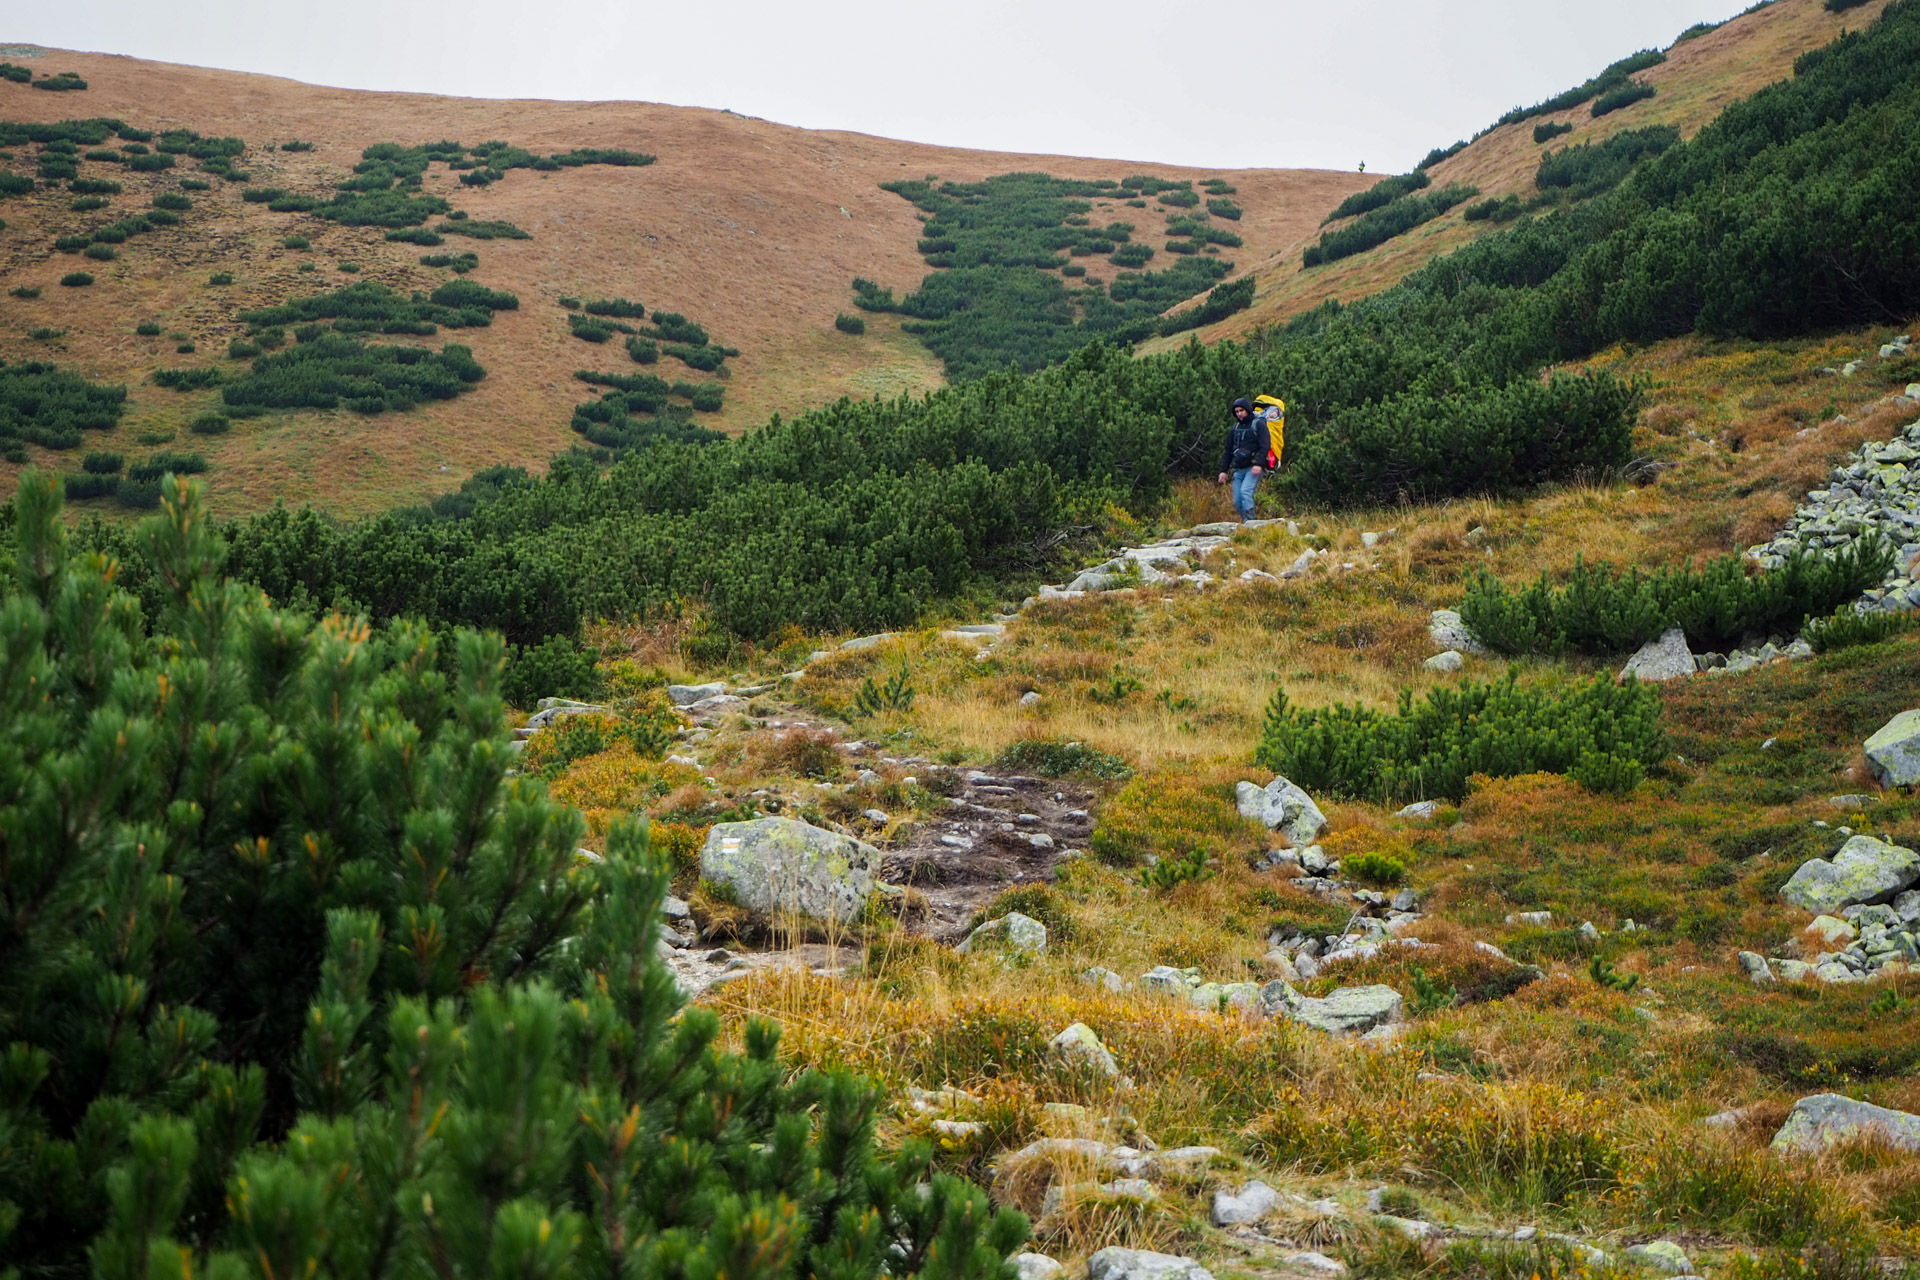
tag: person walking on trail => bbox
[1218,396,1271,523]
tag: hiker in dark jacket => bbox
[1216,396,1271,523]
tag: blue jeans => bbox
[1231,467,1261,521]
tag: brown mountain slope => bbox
[1136,0,1895,356]
[0,48,1371,516]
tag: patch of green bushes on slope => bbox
[220,333,487,414]
[865,172,1233,378]
[0,471,1026,1280]
[1303,183,1478,266]
[1535,126,1680,196]
[0,360,128,450]
[1492,49,1667,129]
[1460,541,1894,655]
[236,279,519,335]
[1254,675,1667,803]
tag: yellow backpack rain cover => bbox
[1254,395,1285,468]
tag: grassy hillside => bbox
[1138,0,1897,355]
[0,47,1370,517]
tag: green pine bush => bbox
[1462,541,1895,655]
[82,449,123,473]
[1254,672,1665,804]
[1534,121,1574,144]
[584,297,646,318]
[835,312,867,334]
[384,226,443,245]
[208,272,234,285]
[1206,197,1242,220]
[626,336,659,364]
[283,234,309,249]
[82,243,115,261]
[280,138,315,151]
[68,176,120,195]
[435,218,530,240]
[59,271,93,287]
[569,314,615,343]
[0,471,1030,1280]
[136,321,162,335]
[219,334,485,414]
[1591,81,1658,117]
[10,285,41,298]
[69,194,110,211]
[1805,604,1920,652]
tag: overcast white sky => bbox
[12,0,1755,172]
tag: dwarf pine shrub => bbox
[220,334,485,413]
[1254,673,1665,803]
[283,233,308,248]
[1460,540,1893,655]
[82,243,115,261]
[59,271,93,287]
[384,226,442,245]
[1805,604,1920,652]
[435,217,530,240]
[126,151,174,172]
[280,137,314,150]
[69,195,109,211]
[1534,120,1574,144]
[68,176,119,195]
[208,271,234,285]
[836,312,867,334]
[626,335,659,363]
[0,472,1030,1280]
[585,297,645,318]
[569,313,615,343]
[1591,80,1657,117]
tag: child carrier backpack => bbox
[1254,395,1285,469]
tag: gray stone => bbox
[1377,1215,1438,1241]
[1392,887,1420,912]
[1738,951,1776,983]
[1395,801,1440,820]
[1280,549,1319,579]
[1830,794,1876,811]
[1620,628,1695,683]
[1895,889,1920,923]
[525,700,608,730]
[1284,1254,1347,1276]
[1087,1250,1214,1280]
[661,894,692,920]
[1139,965,1193,994]
[1050,1022,1119,1076]
[699,818,882,924]
[1625,1242,1692,1275]
[839,633,897,652]
[1773,1093,1920,1154]
[1019,691,1042,707]
[1429,609,1488,655]
[1424,650,1464,673]
[1865,709,1920,786]
[1299,844,1330,874]
[1236,776,1329,845]
[1239,568,1278,584]
[958,911,1048,957]
[1213,1182,1290,1228]
[1780,835,1920,915]
[666,683,725,707]
[1083,966,1127,992]
[1261,981,1403,1034]
[1506,910,1553,927]
[864,808,891,824]
[1013,1255,1063,1280]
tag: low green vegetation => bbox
[1254,674,1666,803]
[435,218,530,240]
[1805,605,1920,652]
[220,333,486,414]
[421,251,478,273]
[1323,169,1429,224]
[68,176,119,195]
[1491,48,1666,129]
[31,71,87,92]
[1417,140,1469,169]
[1303,183,1477,266]
[864,172,1237,378]
[1156,276,1255,337]
[0,360,127,450]
[1592,80,1658,116]
[1461,542,1896,655]
[0,62,30,83]
[835,312,867,335]
[59,272,92,287]
[1464,194,1523,222]
[1534,126,1681,196]
[235,279,518,335]
[68,195,109,211]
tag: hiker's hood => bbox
[1231,397,1253,413]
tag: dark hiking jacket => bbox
[1221,397,1271,472]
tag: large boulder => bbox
[958,911,1048,957]
[1260,982,1403,1034]
[698,818,881,924]
[1771,1093,1920,1154]
[1625,1243,1692,1275]
[666,682,725,707]
[1620,628,1695,683]
[1087,1250,1215,1280]
[1049,1023,1119,1077]
[1779,835,1920,915]
[1212,1180,1282,1226]
[1865,709,1920,787]
[1236,777,1328,845]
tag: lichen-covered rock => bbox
[1779,835,1920,915]
[698,817,881,923]
[1236,777,1328,845]
[1088,1249,1215,1280]
[1773,1093,1920,1153]
[1620,628,1695,683]
[1429,609,1487,655]
[1625,1242,1692,1275]
[1050,1022,1119,1076]
[1013,1256,1063,1280]
[1212,1180,1281,1226]
[666,682,725,706]
[1865,709,1920,787]
[958,911,1048,957]
[1738,951,1775,983]
[1260,982,1403,1034]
